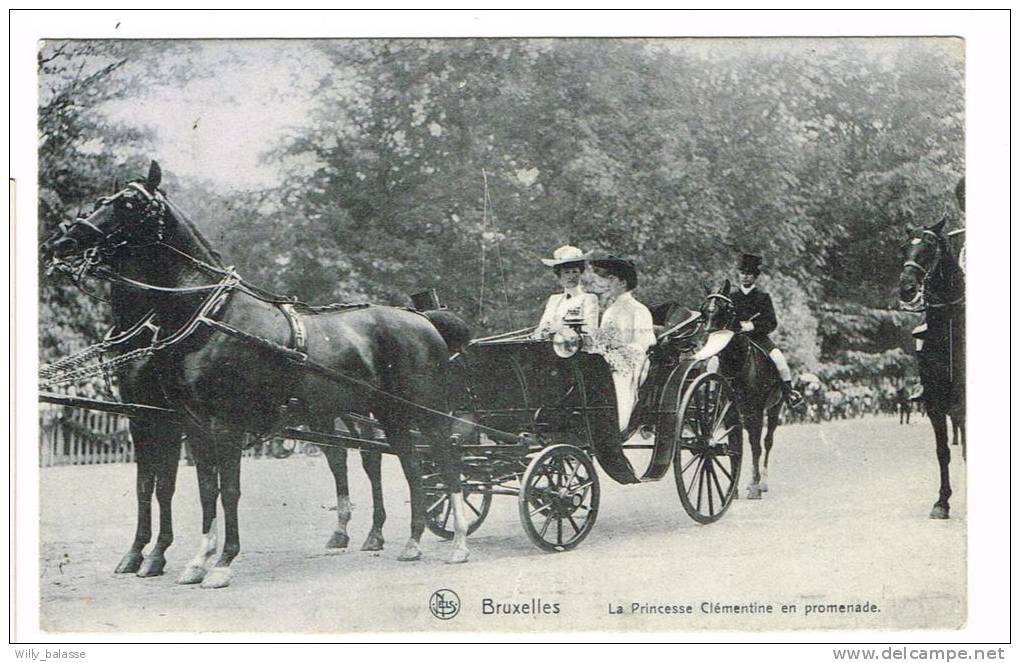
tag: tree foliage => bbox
[38,38,963,382]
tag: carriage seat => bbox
[649,301,701,341]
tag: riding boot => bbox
[782,381,803,409]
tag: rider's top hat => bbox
[410,289,444,311]
[738,253,763,275]
[589,253,638,290]
[541,245,587,269]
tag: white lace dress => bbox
[587,291,656,430]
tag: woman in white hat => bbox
[533,245,599,339]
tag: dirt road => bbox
[39,415,965,633]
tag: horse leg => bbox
[178,433,220,585]
[394,443,425,562]
[321,442,352,551]
[201,437,243,589]
[745,416,764,500]
[115,422,157,574]
[360,450,386,551]
[137,428,183,577]
[760,409,780,493]
[929,413,952,519]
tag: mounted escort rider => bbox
[533,245,599,339]
[731,253,803,409]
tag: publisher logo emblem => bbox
[429,589,461,620]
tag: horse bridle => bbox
[902,229,962,311]
[701,292,735,328]
[59,182,168,256]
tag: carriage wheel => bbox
[674,372,742,524]
[422,459,493,540]
[518,444,600,552]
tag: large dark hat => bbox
[590,253,638,290]
[737,253,763,275]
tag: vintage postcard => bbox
[10,10,1011,647]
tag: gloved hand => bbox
[739,320,755,333]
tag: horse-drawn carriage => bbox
[38,162,745,585]
[416,316,743,551]
[43,311,743,554]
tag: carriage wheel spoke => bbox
[713,461,729,504]
[712,401,733,437]
[426,494,446,514]
[695,457,705,511]
[679,451,699,474]
[465,496,483,518]
[539,512,555,539]
[706,461,715,515]
[441,500,452,529]
[708,459,725,508]
[530,500,553,517]
[566,479,594,496]
[563,458,581,490]
[713,457,733,482]
[686,455,706,493]
[567,514,582,534]
[557,516,563,546]
[712,424,737,446]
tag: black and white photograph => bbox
[10,9,1012,648]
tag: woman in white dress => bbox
[587,254,656,431]
[533,245,599,339]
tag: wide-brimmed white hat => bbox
[541,245,586,267]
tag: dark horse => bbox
[898,216,965,519]
[41,162,472,588]
[697,281,783,499]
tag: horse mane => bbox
[162,195,226,268]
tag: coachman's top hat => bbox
[410,289,444,311]
[738,253,763,275]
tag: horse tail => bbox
[422,310,472,355]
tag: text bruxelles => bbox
[481,598,561,615]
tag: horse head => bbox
[699,279,736,333]
[692,280,737,361]
[898,217,962,312]
[40,161,172,270]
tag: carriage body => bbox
[419,323,743,550]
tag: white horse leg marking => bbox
[397,538,422,562]
[326,494,352,550]
[177,516,218,585]
[446,492,470,564]
[337,495,352,530]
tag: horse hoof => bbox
[177,564,207,585]
[759,482,769,493]
[397,541,422,562]
[325,531,350,550]
[361,532,385,552]
[930,505,950,520]
[114,551,144,574]
[136,555,166,578]
[200,567,232,589]
[446,548,470,565]
[746,486,762,500]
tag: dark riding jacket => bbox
[732,286,778,352]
